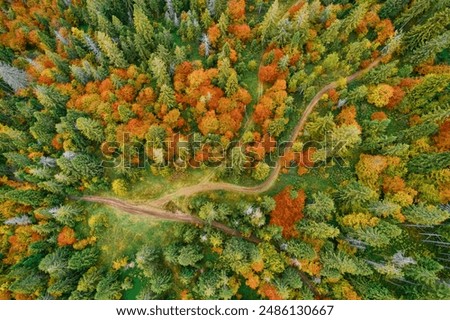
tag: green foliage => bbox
[409,31,450,65]
[177,244,204,267]
[320,246,372,278]
[404,8,450,51]
[54,205,83,227]
[285,240,316,261]
[97,31,128,68]
[337,181,378,213]
[76,117,105,143]
[404,204,450,225]
[296,220,340,240]
[4,189,46,207]
[408,152,450,174]
[68,248,99,270]
[94,272,122,300]
[379,0,409,20]
[304,192,335,221]
[252,162,270,181]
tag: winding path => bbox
[151,57,382,207]
[81,56,382,297]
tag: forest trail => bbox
[80,195,321,297]
[150,57,382,207]
[82,196,260,242]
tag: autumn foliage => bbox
[253,80,288,134]
[174,62,250,137]
[386,86,405,109]
[258,49,289,84]
[270,187,306,239]
[371,111,388,121]
[228,0,246,21]
[434,120,450,151]
[4,226,41,265]
[367,84,394,108]
[258,283,283,300]
[57,226,77,247]
[228,24,252,42]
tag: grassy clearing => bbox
[73,202,182,299]
[105,167,218,202]
[83,202,177,265]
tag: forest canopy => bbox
[0,0,449,301]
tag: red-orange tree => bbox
[270,187,306,239]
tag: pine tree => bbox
[297,220,340,240]
[97,14,116,37]
[96,31,128,68]
[77,267,102,293]
[0,62,29,92]
[260,0,280,44]
[53,205,83,227]
[268,118,288,137]
[146,125,167,148]
[150,56,170,87]
[38,248,70,278]
[30,112,57,145]
[133,4,155,60]
[321,19,342,45]
[225,71,239,97]
[341,2,370,40]
[305,192,335,221]
[218,57,232,89]
[75,117,105,143]
[404,8,450,51]
[68,248,99,270]
[178,11,201,42]
[229,146,246,178]
[404,204,449,226]
[379,0,409,20]
[174,46,187,65]
[408,152,450,174]
[274,18,291,46]
[94,272,122,300]
[218,12,229,34]
[252,162,270,181]
[337,181,378,212]
[158,84,176,108]
[201,33,211,57]
[395,0,431,28]
[46,50,71,77]
[409,31,450,65]
[177,245,204,267]
[201,9,213,29]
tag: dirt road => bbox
[80,195,320,296]
[82,195,261,243]
[151,57,382,206]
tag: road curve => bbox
[151,57,382,207]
